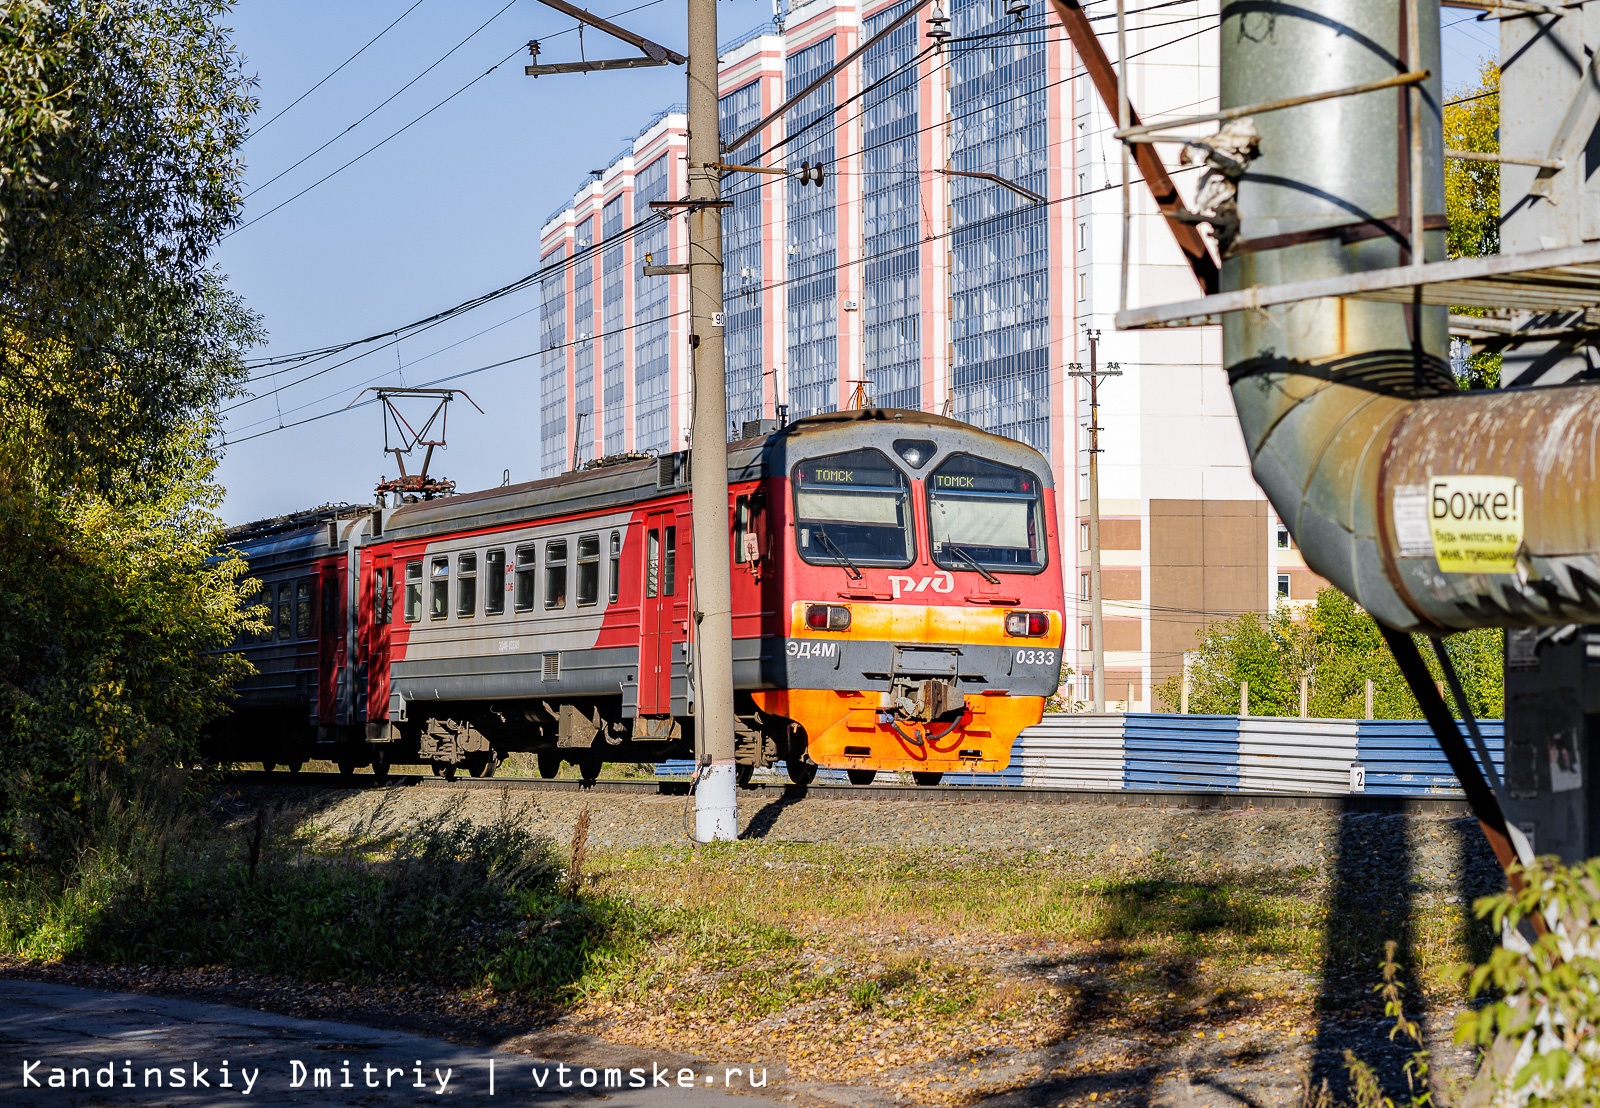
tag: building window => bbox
[430,557,449,619]
[1080,622,1091,651]
[1276,524,1291,549]
[1080,573,1091,601]
[576,533,600,607]
[608,532,621,604]
[404,561,422,623]
[295,579,312,638]
[457,552,477,617]
[485,549,505,615]
[1277,573,1291,599]
[1077,222,1086,251]
[1079,472,1090,500]
[545,540,568,609]
[1080,522,1090,551]
[1077,271,1087,301]
[514,546,536,611]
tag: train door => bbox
[639,512,673,714]
[367,552,393,725]
[317,561,340,729]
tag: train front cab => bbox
[746,414,1065,783]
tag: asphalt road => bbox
[0,979,765,1105]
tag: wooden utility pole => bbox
[1068,334,1120,713]
[685,0,737,841]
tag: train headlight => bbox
[1005,610,1049,637]
[805,604,852,631]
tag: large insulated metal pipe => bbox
[1223,0,1600,633]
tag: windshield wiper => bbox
[813,526,864,581]
[944,543,999,584]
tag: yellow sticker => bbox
[1427,475,1522,573]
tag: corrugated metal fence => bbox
[659,714,1503,798]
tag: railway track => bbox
[228,770,1472,815]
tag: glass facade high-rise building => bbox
[784,37,839,420]
[947,0,1051,457]
[601,196,627,452]
[538,3,1281,713]
[721,81,766,434]
[632,152,672,455]
[570,218,596,466]
[861,0,921,412]
[537,242,567,479]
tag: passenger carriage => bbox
[210,410,1067,785]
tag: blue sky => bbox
[212,1,1499,525]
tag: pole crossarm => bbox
[1114,70,1430,142]
[941,168,1044,203]
[1115,240,1600,329]
[1046,0,1220,295]
[523,0,685,76]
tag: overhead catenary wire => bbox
[227,0,671,242]
[238,7,1212,417]
[244,0,520,201]
[246,0,432,142]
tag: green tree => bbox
[1444,57,1501,390]
[0,0,260,866]
[1156,588,1502,719]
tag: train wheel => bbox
[911,771,943,787]
[537,751,561,779]
[261,761,276,773]
[288,761,303,774]
[847,768,877,786]
[441,763,458,782]
[577,752,602,785]
[371,747,390,784]
[430,762,443,777]
[336,759,356,778]
[468,753,498,779]
[786,757,818,786]
[736,762,755,788]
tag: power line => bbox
[242,0,519,203]
[247,0,431,142]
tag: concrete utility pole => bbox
[685,0,737,842]
[1068,333,1120,713]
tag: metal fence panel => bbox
[1238,718,1360,794]
[1356,719,1504,796]
[1010,714,1125,789]
[1124,713,1240,791]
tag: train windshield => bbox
[927,454,1047,573]
[792,448,914,568]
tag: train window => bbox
[276,583,293,640]
[608,532,621,603]
[430,557,449,619]
[733,497,752,563]
[485,549,506,615]
[545,540,568,609]
[404,561,422,622]
[791,448,914,568]
[927,454,1047,574]
[296,579,312,638]
[646,530,659,598]
[514,546,536,611]
[576,534,600,606]
[457,552,477,617]
[374,566,393,625]
[663,527,676,596]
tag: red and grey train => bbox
[213,409,1067,785]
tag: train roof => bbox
[226,503,369,544]
[370,409,1052,543]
